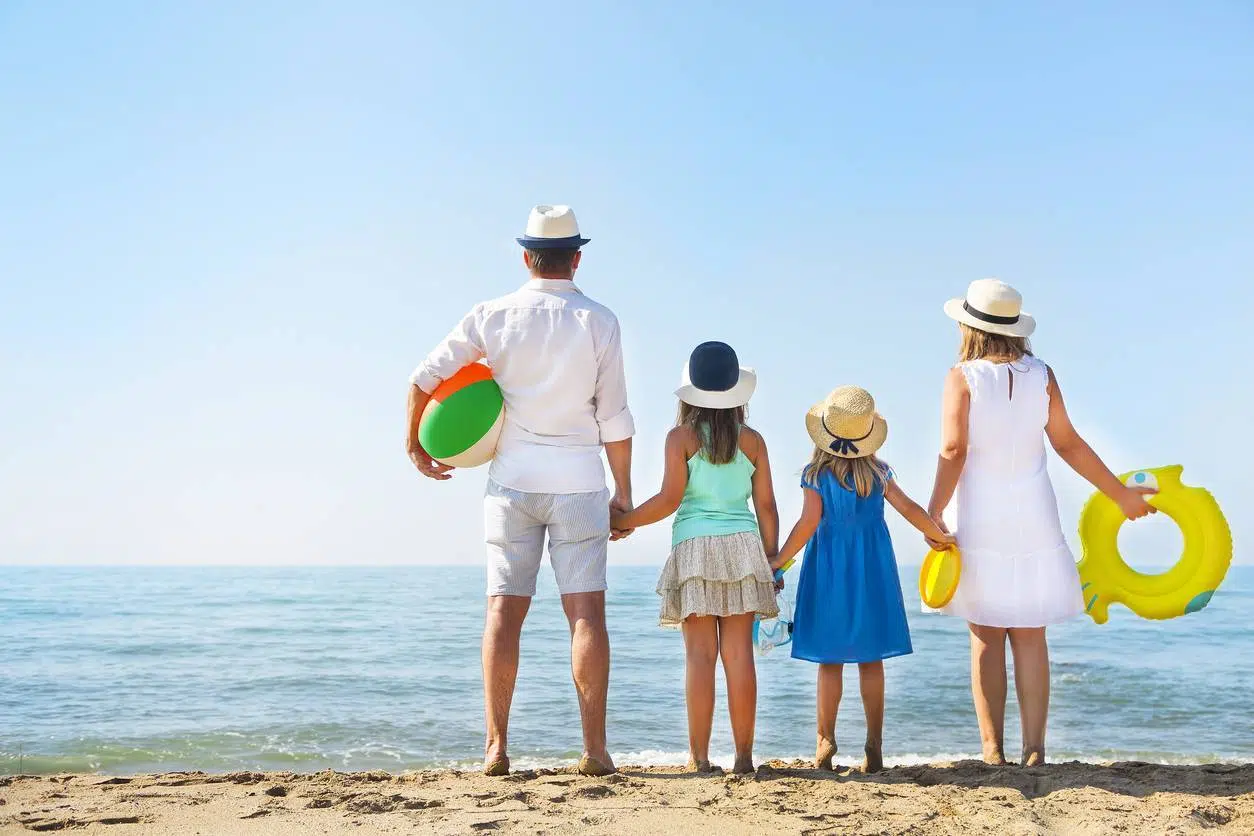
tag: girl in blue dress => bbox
[771,386,953,773]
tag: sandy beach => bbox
[3,760,1251,835]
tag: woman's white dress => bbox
[936,356,1084,627]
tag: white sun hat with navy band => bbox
[806,386,888,459]
[944,278,1036,338]
[516,204,591,249]
[675,341,756,409]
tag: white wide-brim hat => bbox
[674,341,756,409]
[944,278,1036,337]
[806,385,888,459]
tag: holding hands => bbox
[610,495,635,541]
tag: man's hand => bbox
[408,441,455,481]
[610,494,634,541]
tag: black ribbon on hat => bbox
[821,415,876,456]
[963,301,1020,326]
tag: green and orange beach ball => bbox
[418,363,504,468]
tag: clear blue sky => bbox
[2,1,1250,566]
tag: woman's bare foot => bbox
[816,736,838,771]
[982,743,1008,766]
[1022,748,1046,767]
[686,758,720,774]
[732,755,754,775]
[861,743,883,774]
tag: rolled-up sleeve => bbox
[410,306,485,393]
[592,314,635,443]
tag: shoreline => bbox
[4,759,1252,835]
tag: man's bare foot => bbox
[686,758,721,774]
[861,743,883,774]
[816,737,837,771]
[483,740,509,776]
[732,755,754,775]
[577,753,617,777]
[982,743,1008,766]
[1022,749,1046,767]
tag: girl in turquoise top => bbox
[612,342,779,775]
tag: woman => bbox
[926,279,1155,766]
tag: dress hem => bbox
[790,646,914,665]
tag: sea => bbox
[3,565,1252,775]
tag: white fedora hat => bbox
[675,341,756,409]
[944,278,1036,338]
[516,204,590,249]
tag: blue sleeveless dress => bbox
[791,469,913,664]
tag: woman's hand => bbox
[925,530,956,551]
[1117,485,1157,521]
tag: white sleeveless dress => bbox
[935,356,1084,627]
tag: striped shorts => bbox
[483,480,610,597]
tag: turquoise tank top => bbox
[671,432,759,547]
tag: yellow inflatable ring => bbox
[1077,465,1231,624]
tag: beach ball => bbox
[919,547,962,609]
[418,363,504,468]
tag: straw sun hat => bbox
[805,386,887,459]
[944,278,1035,338]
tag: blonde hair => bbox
[677,402,745,465]
[957,323,1033,363]
[804,448,891,498]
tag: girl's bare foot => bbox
[1022,749,1046,767]
[861,743,883,774]
[982,743,1008,766]
[816,737,838,771]
[732,755,754,775]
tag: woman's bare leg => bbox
[969,624,1009,765]
[1008,626,1050,766]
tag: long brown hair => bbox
[957,323,1033,363]
[677,402,745,465]
[804,448,891,498]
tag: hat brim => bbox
[675,368,756,409]
[944,298,1036,337]
[805,411,888,459]
[516,235,590,249]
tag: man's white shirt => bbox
[412,279,634,494]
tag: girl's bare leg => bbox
[1008,626,1050,766]
[816,663,843,769]
[718,614,758,774]
[969,624,1009,765]
[858,661,885,773]
[681,616,719,772]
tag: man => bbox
[406,205,634,777]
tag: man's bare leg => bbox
[482,594,531,775]
[562,591,615,775]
